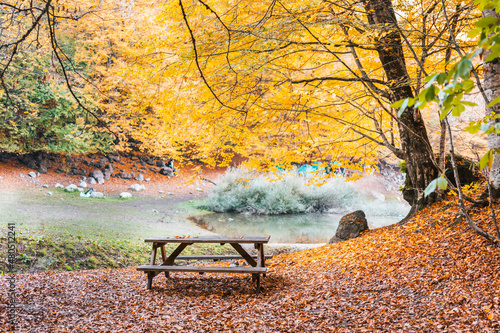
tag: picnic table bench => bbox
[137,235,271,293]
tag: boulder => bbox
[104,169,112,181]
[79,181,87,188]
[328,210,369,243]
[118,172,132,179]
[91,192,104,198]
[65,184,78,192]
[135,173,144,182]
[55,183,64,188]
[130,184,145,192]
[28,171,37,178]
[88,177,97,185]
[120,192,132,199]
[160,167,174,177]
[89,170,105,184]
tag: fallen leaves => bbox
[1,195,500,331]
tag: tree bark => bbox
[483,10,500,197]
[364,0,439,207]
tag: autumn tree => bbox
[168,0,480,211]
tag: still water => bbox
[188,212,403,244]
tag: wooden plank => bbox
[144,235,270,244]
[137,265,267,274]
[149,243,158,265]
[176,255,272,261]
[162,243,191,265]
[230,243,257,267]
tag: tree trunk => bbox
[483,10,500,197]
[364,0,439,208]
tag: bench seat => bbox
[137,264,267,274]
[175,254,273,261]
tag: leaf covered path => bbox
[2,199,500,332]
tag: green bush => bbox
[201,167,360,214]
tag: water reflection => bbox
[188,213,402,244]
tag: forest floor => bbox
[1,158,500,331]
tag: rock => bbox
[135,173,144,182]
[42,184,49,188]
[145,178,150,182]
[229,261,239,267]
[196,187,203,192]
[120,192,132,199]
[158,190,164,194]
[328,210,369,243]
[105,163,114,172]
[79,181,87,188]
[118,172,132,179]
[91,192,104,198]
[38,165,47,174]
[104,169,111,181]
[167,192,173,195]
[156,160,166,168]
[28,171,37,178]
[160,167,174,177]
[19,173,25,178]
[55,183,64,188]
[88,177,97,185]
[107,154,120,162]
[77,187,84,192]
[130,184,145,192]
[151,209,158,213]
[89,170,104,183]
[65,184,78,192]
[47,191,53,196]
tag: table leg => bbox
[162,243,192,265]
[160,245,169,278]
[257,243,266,277]
[256,274,261,294]
[147,272,154,290]
[230,243,257,267]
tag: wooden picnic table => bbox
[137,235,271,293]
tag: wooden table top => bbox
[144,235,270,244]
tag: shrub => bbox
[201,167,361,215]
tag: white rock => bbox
[151,209,158,213]
[55,183,64,188]
[167,192,173,195]
[77,187,84,192]
[196,188,203,192]
[65,184,78,192]
[88,177,97,185]
[130,184,145,192]
[158,190,164,194]
[120,192,132,199]
[91,192,104,198]
[145,178,150,182]
[28,171,37,178]
[19,173,25,178]
[79,181,87,188]
[42,184,49,188]
[228,218,234,221]
[47,191,53,196]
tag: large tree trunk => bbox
[364,0,439,208]
[483,10,500,197]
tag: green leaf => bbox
[452,104,465,117]
[424,179,437,197]
[480,150,493,169]
[475,16,498,28]
[390,99,404,108]
[437,177,448,190]
[465,122,481,134]
[457,58,472,78]
[487,94,500,107]
[398,98,409,117]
